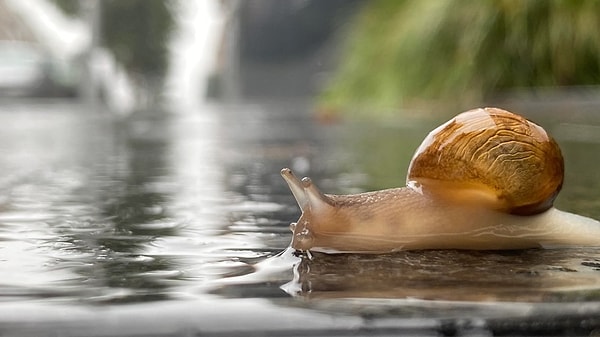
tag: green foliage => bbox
[52,0,174,78]
[101,0,174,77]
[321,0,600,114]
[52,0,79,16]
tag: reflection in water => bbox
[281,249,600,302]
[0,104,187,303]
[67,126,178,303]
[0,102,288,304]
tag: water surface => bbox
[1,99,600,335]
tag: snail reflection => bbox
[281,107,600,253]
[280,249,600,302]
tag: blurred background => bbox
[2,0,600,335]
[3,0,600,116]
[1,0,356,114]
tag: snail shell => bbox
[407,107,564,215]
[281,107,600,253]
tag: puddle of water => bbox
[0,99,600,335]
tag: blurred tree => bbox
[52,0,79,16]
[52,0,173,78]
[101,0,173,78]
[321,0,600,116]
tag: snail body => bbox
[281,107,600,253]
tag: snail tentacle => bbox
[281,168,333,213]
[280,168,309,211]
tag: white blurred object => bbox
[166,0,224,111]
[4,0,135,114]
[291,156,310,175]
[87,48,136,116]
[0,41,47,95]
[5,0,88,59]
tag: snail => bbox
[281,107,600,253]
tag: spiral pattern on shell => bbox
[407,107,564,215]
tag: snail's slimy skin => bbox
[281,168,600,253]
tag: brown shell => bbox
[407,107,564,215]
